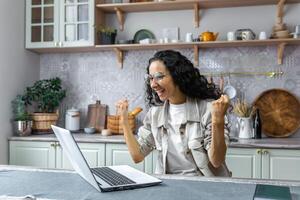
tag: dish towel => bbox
[0,195,56,200]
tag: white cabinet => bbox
[226,148,300,180]
[9,141,56,168]
[56,142,105,169]
[226,148,261,179]
[9,141,153,173]
[9,141,104,170]
[26,0,95,49]
[105,143,153,174]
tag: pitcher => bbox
[237,117,253,139]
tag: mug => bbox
[185,33,193,42]
[227,31,235,41]
[295,25,300,34]
[259,31,267,40]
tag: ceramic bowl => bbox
[84,127,96,134]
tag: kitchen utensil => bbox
[87,100,107,133]
[223,75,237,99]
[13,120,33,136]
[65,108,80,131]
[129,107,143,117]
[253,89,300,137]
[200,31,219,41]
[133,29,155,44]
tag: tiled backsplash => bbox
[40,46,300,138]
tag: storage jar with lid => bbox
[65,108,80,131]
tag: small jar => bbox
[65,108,80,131]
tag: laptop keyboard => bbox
[91,167,136,186]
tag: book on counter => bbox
[253,184,292,200]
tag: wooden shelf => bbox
[31,38,300,53]
[31,38,300,66]
[96,0,300,13]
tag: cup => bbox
[295,25,300,34]
[164,37,170,43]
[227,31,235,41]
[259,31,267,40]
[185,33,193,42]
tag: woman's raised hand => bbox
[211,94,230,118]
[116,99,129,124]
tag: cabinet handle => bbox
[262,150,269,154]
[256,149,262,154]
[50,143,56,147]
[56,143,61,147]
[59,42,63,47]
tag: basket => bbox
[31,112,59,132]
[107,115,136,134]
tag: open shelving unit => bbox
[28,0,300,67]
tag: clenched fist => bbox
[211,94,230,119]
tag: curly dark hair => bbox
[145,50,220,106]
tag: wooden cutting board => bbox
[253,89,300,137]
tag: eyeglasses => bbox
[145,72,168,82]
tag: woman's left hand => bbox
[211,94,230,118]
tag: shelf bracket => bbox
[114,7,125,31]
[193,45,199,67]
[277,42,286,65]
[194,3,200,28]
[114,48,124,68]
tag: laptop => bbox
[51,125,162,192]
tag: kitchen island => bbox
[1,165,300,200]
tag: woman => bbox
[117,50,231,177]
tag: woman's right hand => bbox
[116,99,129,125]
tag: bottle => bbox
[253,109,262,139]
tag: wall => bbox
[0,1,40,163]
[40,4,300,137]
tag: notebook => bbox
[253,184,292,200]
[51,125,162,192]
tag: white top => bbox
[166,103,199,175]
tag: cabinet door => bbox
[262,149,300,180]
[226,148,261,178]
[105,143,153,174]
[26,0,59,48]
[56,143,105,170]
[9,141,56,168]
[59,0,94,47]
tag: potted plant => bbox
[11,95,33,136]
[23,77,66,132]
[97,25,117,44]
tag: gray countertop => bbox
[9,133,300,149]
[1,165,300,200]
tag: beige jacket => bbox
[137,97,231,177]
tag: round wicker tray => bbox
[253,89,300,137]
